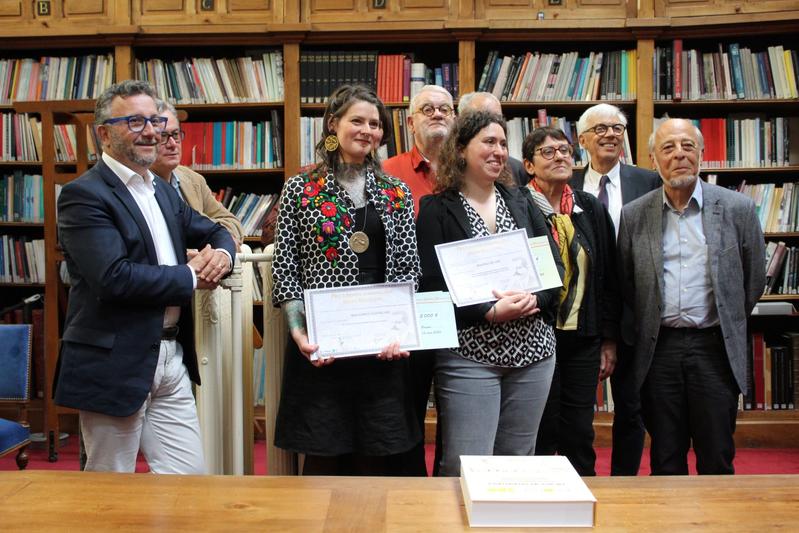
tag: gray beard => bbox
[336,164,368,208]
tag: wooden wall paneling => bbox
[0,0,127,35]
[476,0,628,22]
[135,0,279,26]
[656,0,799,18]
[458,39,475,95]
[304,0,451,24]
[114,44,134,81]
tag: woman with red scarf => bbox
[523,126,621,476]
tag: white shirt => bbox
[102,152,195,327]
[583,161,622,237]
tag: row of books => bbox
[135,52,284,104]
[0,55,115,103]
[299,50,459,104]
[746,332,797,411]
[763,242,799,296]
[0,235,45,284]
[216,190,278,237]
[1,112,40,162]
[180,115,283,170]
[477,49,637,102]
[505,109,633,166]
[654,41,798,101]
[376,55,459,103]
[738,182,799,233]
[1,172,43,223]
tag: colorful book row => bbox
[657,115,799,169]
[0,54,115,103]
[1,112,40,162]
[180,114,283,170]
[219,191,278,237]
[135,52,284,104]
[747,332,797,411]
[763,242,799,296]
[1,172,43,223]
[738,182,799,233]
[0,234,44,284]
[655,41,799,101]
[478,49,637,102]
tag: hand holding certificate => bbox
[304,282,422,360]
[435,229,554,307]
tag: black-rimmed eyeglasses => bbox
[535,145,574,160]
[103,115,168,133]
[584,123,626,136]
[159,130,186,145]
[415,104,454,117]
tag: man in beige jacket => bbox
[151,100,244,247]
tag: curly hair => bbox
[436,110,513,192]
[95,80,157,126]
[314,84,392,175]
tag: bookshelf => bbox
[1,0,798,450]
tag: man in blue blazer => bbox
[569,103,660,476]
[54,80,236,473]
[618,118,765,475]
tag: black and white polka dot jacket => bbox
[271,167,420,306]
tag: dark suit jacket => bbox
[54,159,236,417]
[508,157,530,188]
[416,182,563,329]
[570,163,661,206]
[618,180,766,393]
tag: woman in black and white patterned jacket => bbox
[271,84,421,476]
[417,111,562,477]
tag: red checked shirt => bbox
[383,144,436,219]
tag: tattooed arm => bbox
[281,299,332,366]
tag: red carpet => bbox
[3,436,799,475]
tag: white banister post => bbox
[221,258,244,475]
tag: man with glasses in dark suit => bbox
[571,103,660,476]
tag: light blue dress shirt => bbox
[660,182,720,328]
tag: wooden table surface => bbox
[1,471,798,531]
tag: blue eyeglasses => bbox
[103,114,168,133]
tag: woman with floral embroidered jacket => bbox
[416,111,563,477]
[271,85,421,476]
[523,126,621,477]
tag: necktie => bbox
[598,175,609,209]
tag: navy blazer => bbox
[570,163,661,206]
[54,159,236,417]
[416,182,563,329]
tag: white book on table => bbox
[459,455,596,528]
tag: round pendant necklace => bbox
[350,208,369,253]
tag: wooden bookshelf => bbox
[2,0,798,452]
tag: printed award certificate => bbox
[304,282,421,360]
[415,291,459,350]
[434,228,543,307]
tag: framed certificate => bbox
[435,228,544,307]
[304,282,421,360]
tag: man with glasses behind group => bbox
[571,103,660,476]
[150,100,243,247]
[383,84,456,475]
[54,80,236,473]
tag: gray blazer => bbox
[617,180,766,393]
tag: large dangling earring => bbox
[324,135,339,152]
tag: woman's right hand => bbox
[290,328,332,367]
[487,289,540,323]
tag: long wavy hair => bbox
[436,110,513,193]
[314,84,392,176]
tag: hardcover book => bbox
[459,455,596,528]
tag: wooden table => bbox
[1,471,798,531]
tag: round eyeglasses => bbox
[535,145,574,160]
[103,114,168,133]
[585,123,626,136]
[415,104,454,117]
